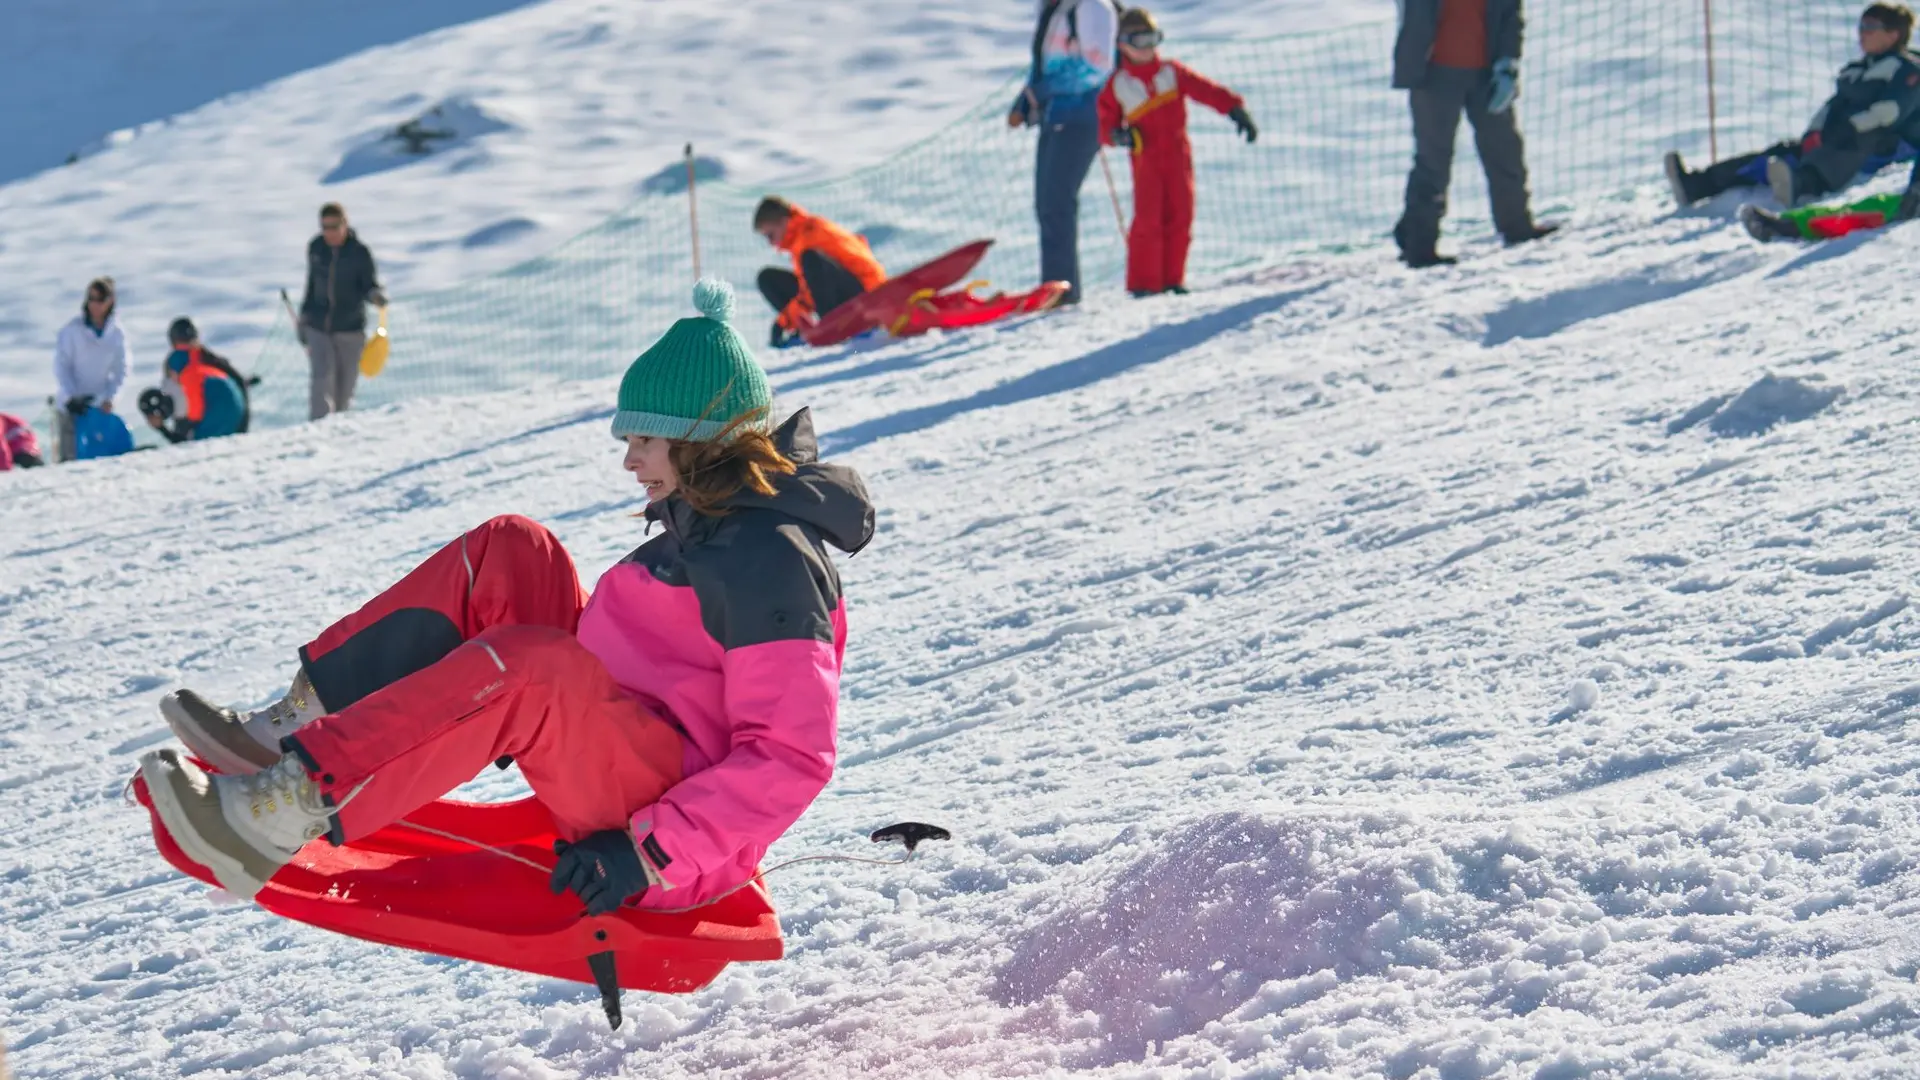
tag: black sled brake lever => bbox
[869,822,952,854]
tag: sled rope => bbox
[389,818,940,914]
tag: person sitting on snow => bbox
[1666,4,1920,208]
[1097,7,1256,298]
[146,318,247,444]
[140,281,875,918]
[0,414,45,471]
[753,197,888,348]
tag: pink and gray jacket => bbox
[577,409,874,905]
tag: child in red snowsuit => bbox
[1097,7,1257,296]
[140,281,875,917]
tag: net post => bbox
[1703,0,1720,163]
[685,143,703,282]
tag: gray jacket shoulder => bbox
[692,508,842,651]
[629,508,843,652]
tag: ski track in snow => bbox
[4,189,1920,1077]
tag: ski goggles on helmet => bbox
[1123,29,1164,49]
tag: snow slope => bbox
[5,187,1920,1076]
[0,0,1392,422]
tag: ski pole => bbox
[1097,146,1128,240]
[685,143,704,282]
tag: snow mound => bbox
[638,155,727,196]
[1665,374,1845,437]
[322,97,515,184]
[1708,374,1845,437]
[994,812,1438,1062]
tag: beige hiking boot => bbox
[139,749,332,899]
[162,670,326,775]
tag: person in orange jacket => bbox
[753,197,888,347]
[1098,8,1257,297]
[146,318,246,443]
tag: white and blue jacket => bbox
[1015,0,1119,126]
[53,313,130,410]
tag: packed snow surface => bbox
[6,196,1920,1077]
[5,1,1920,1078]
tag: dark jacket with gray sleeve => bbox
[300,230,382,334]
[1392,0,1524,90]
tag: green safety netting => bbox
[246,0,1869,427]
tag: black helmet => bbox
[167,317,197,345]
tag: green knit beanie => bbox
[611,280,772,442]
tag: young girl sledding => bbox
[139,281,875,915]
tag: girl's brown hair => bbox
[669,409,797,516]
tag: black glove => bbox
[1899,186,1920,222]
[65,394,94,417]
[1228,106,1258,144]
[367,288,388,308]
[1009,89,1036,128]
[550,831,651,915]
[1110,127,1142,153]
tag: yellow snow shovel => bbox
[360,305,390,377]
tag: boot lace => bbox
[240,758,331,843]
[256,673,317,731]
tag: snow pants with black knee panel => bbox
[282,515,685,847]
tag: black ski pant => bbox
[1396,64,1536,256]
[1035,115,1100,304]
[1686,140,1874,202]
[758,250,868,322]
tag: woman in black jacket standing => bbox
[299,202,386,420]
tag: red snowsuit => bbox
[1097,56,1244,294]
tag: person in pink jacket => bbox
[1,414,46,470]
[140,281,875,914]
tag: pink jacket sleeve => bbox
[626,636,840,892]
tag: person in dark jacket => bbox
[1666,4,1920,209]
[1391,0,1555,268]
[299,202,386,421]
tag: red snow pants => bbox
[1127,149,1198,294]
[284,515,685,846]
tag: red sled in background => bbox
[800,239,1069,347]
[131,769,783,1029]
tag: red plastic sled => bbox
[131,772,783,1027]
[801,239,999,346]
[887,280,1070,338]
